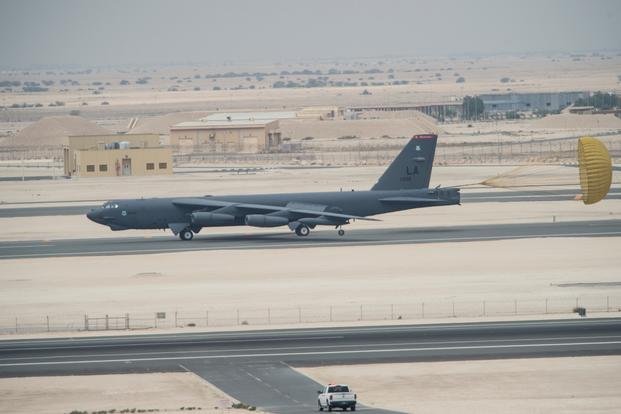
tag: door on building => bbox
[121,158,132,176]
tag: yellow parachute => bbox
[478,136,612,205]
[577,136,612,205]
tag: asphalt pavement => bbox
[1,219,620,259]
[1,319,620,413]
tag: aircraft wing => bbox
[172,198,379,221]
[379,196,450,205]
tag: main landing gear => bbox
[179,228,194,241]
[292,223,346,237]
[295,224,310,237]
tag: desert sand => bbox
[0,372,264,414]
[299,356,621,414]
[1,236,620,332]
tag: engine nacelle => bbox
[191,212,235,226]
[245,214,289,228]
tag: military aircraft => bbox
[87,134,460,240]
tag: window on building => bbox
[158,162,167,169]
[146,163,155,170]
[86,165,95,172]
[99,164,108,172]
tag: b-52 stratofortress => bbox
[87,134,460,240]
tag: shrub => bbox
[500,77,511,83]
[69,109,80,116]
[456,77,465,83]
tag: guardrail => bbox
[1,295,619,335]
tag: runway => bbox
[2,219,620,259]
[1,319,620,413]
[1,188,619,218]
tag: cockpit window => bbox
[103,202,119,209]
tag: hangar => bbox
[170,118,282,153]
[63,133,172,177]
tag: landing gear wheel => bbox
[327,405,332,412]
[351,405,356,412]
[179,229,194,241]
[295,224,310,237]
[338,229,345,236]
[318,401,324,411]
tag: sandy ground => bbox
[1,236,620,328]
[299,356,621,414]
[1,54,619,113]
[0,372,263,414]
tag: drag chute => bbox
[577,136,612,205]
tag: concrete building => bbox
[168,108,343,153]
[480,92,587,113]
[202,111,296,122]
[170,119,282,153]
[202,107,340,122]
[63,133,172,177]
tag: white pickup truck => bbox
[317,384,357,411]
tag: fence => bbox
[2,295,620,335]
[173,137,621,167]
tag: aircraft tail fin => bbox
[371,134,437,191]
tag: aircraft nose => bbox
[87,208,102,223]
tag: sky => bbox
[1,0,620,68]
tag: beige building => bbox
[63,133,172,177]
[170,119,282,153]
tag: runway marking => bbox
[0,335,344,352]
[0,244,52,249]
[2,231,620,259]
[2,340,620,367]
[4,334,621,362]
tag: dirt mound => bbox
[2,116,110,147]
[531,114,621,129]
[128,111,212,135]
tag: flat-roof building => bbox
[63,133,172,177]
[170,119,281,153]
[480,92,587,113]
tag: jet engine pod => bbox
[245,214,289,228]
[191,212,235,226]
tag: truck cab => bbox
[317,384,356,411]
